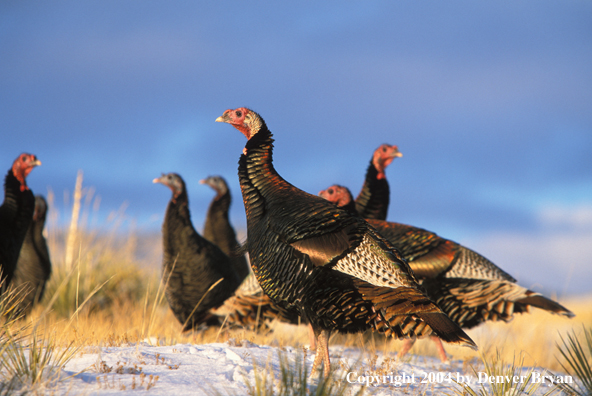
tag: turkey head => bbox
[372,144,402,180]
[12,153,41,192]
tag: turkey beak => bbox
[31,159,42,167]
[199,179,214,188]
[153,174,165,184]
[390,147,403,158]
[215,111,231,123]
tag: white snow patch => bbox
[17,341,569,396]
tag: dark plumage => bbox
[200,176,295,329]
[216,107,476,376]
[200,175,250,283]
[154,173,241,330]
[354,144,402,220]
[211,272,301,329]
[320,184,574,361]
[11,195,52,315]
[1,153,41,294]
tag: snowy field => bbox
[43,340,570,396]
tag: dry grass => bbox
[2,174,590,393]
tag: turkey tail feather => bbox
[418,312,478,350]
[516,294,575,318]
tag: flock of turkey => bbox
[1,107,574,376]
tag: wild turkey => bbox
[11,195,52,316]
[200,175,250,283]
[354,144,402,220]
[320,184,574,361]
[216,107,476,376]
[154,173,241,330]
[1,153,41,294]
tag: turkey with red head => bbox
[154,173,241,330]
[200,175,250,283]
[320,184,574,362]
[1,153,41,294]
[11,195,52,316]
[216,107,476,376]
[354,144,402,221]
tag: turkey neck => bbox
[161,189,203,262]
[203,191,249,282]
[238,126,355,233]
[355,161,390,220]
[339,198,357,214]
[238,127,293,223]
[2,170,34,225]
[203,191,232,252]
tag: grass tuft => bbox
[240,350,365,396]
[449,350,560,396]
[556,326,592,396]
[0,327,81,391]
[0,282,80,394]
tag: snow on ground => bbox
[38,340,569,395]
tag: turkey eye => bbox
[328,188,334,194]
[382,147,387,152]
[236,110,242,117]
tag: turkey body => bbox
[217,108,476,375]
[11,195,52,315]
[200,176,250,284]
[1,154,41,294]
[154,173,241,330]
[320,184,574,360]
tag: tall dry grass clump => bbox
[0,279,82,393]
[43,171,151,321]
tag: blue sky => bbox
[1,1,591,294]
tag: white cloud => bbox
[463,230,592,296]
[538,204,592,229]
